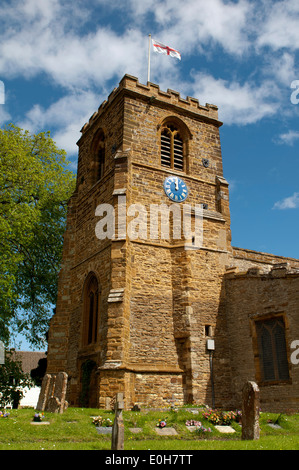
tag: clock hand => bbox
[175,177,179,191]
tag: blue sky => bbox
[1,0,299,348]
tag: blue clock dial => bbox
[163,176,188,202]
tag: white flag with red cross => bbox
[152,39,181,60]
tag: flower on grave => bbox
[156,418,167,428]
[185,419,202,427]
[33,412,44,422]
[92,416,113,427]
[202,409,242,425]
[0,411,9,418]
[196,425,212,434]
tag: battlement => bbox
[80,74,221,135]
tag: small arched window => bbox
[82,275,99,346]
[97,143,105,181]
[160,123,184,171]
[91,129,105,184]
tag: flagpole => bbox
[147,34,151,83]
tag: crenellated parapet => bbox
[79,74,221,138]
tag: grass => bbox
[0,407,298,450]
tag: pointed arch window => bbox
[83,275,99,346]
[91,129,105,184]
[160,123,184,171]
[97,144,105,181]
[256,317,289,382]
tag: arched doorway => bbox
[79,360,98,408]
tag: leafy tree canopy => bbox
[0,124,76,347]
[0,349,33,407]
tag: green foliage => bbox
[0,124,76,346]
[0,349,32,407]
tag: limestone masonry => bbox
[46,74,299,412]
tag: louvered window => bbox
[161,130,171,167]
[173,135,183,170]
[256,317,289,382]
[161,124,184,171]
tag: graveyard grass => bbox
[0,407,299,450]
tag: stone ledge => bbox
[98,362,184,373]
[108,288,125,303]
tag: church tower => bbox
[46,75,234,409]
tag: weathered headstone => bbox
[36,374,52,411]
[155,427,178,436]
[215,425,235,434]
[111,393,125,450]
[37,372,68,414]
[46,372,68,414]
[241,381,260,440]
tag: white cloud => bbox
[0,1,147,88]
[0,106,11,126]
[189,72,280,125]
[0,0,257,91]
[127,0,252,56]
[19,90,102,158]
[276,130,299,146]
[273,192,299,210]
[262,52,297,86]
[257,0,299,51]
[0,0,298,150]
[1,0,298,92]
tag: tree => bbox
[0,349,33,408]
[30,356,47,386]
[0,124,76,347]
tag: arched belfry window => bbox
[82,274,100,346]
[160,121,187,171]
[91,129,105,184]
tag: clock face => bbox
[163,176,188,203]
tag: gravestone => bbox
[46,372,68,413]
[111,393,125,450]
[214,425,235,434]
[155,427,178,436]
[241,381,260,440]
[36,374,52,411]
[37,372,68,414]
[97,426,113,435]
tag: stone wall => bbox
[232,246,299,272]
[225,264,299,412]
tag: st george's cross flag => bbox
[152,39,181,60]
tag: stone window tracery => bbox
[161,123,184,171]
